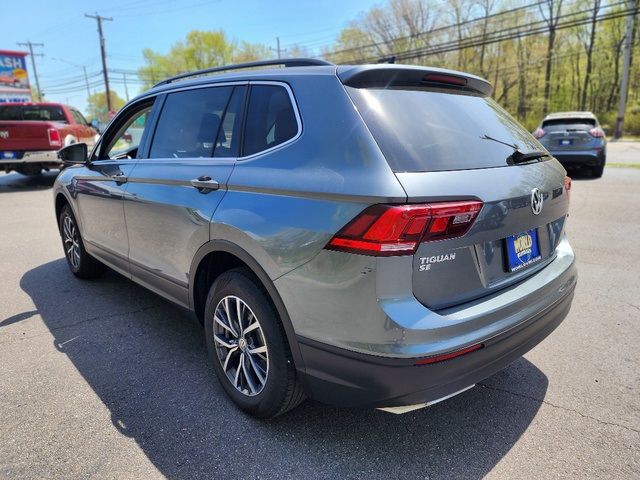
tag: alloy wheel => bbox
[62,215,80,270]
[213,295,269,396]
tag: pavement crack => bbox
[628,303,640,312]
[478,383,640,435]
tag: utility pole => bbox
[85,13,113,112]
[16,41,44,101]
[122,72,129,101]
[270,37,283,59]
[615,0,638,139]
[82,66,91,99]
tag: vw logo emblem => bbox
[0,130,8,139]
[531,188,544,215]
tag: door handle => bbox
[190,176,220,193]
[111,172,127,183]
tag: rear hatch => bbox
[0,121,59,152]
[540,118,598,151]
[342,68,569,309]
[0,104,67,154]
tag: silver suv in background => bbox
[534,111,607,178]
[53,59,577,418]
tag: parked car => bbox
[0,102,96,175]
[533,111,606,178]
[53,59,577,418]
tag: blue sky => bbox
[5,0,374,114]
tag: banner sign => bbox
[0,50,32,103]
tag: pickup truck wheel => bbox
[59,205,105,279]
[204,268,305,418]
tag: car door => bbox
[123,84,246,307]
[74,98,157,276]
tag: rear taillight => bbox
[589,127,605,138]
[533,128,546,139]
[565,175,572,201]
[325,200,483,257]
[48,128,61,147]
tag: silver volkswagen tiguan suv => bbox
[53,59,577,418]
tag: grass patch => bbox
[607,162,640,169]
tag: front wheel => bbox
[59,204,105,279]
[204,268,305,418]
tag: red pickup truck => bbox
[0,102,97,175]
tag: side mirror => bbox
[90,119,101,133]
[58,143,88,164]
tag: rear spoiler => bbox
[337,64,493,96]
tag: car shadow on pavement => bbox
[21,259,548,479]
[0,172,58,192]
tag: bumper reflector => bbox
[414,343,484,365]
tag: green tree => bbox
[87,91,125,122]
[137,30,272,88]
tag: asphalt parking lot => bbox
[0,149,639,479]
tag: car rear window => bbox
[541,118,596,131]
[0,105,67,122]
[346,86,541,172]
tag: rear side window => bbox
[242,85,298,157]
[347,87,541,173]
[149,86,234,159]
[542,118,596,131]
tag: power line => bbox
[322,0,551,59]
[16,41,44,100]
[341,1,634,64]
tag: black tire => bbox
[204,268,305,418]
[592,164,604,178]
[58,204,106,279]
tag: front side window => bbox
[149,86,234,159]
[72,109,89,126]
[103,106,152,159]
[242,85,298,157]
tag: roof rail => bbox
[153,58,334,87]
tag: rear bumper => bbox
[0,150,60,165]
[550,150,605,167]
[298,282,575,408]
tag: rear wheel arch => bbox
[190,240,305,370]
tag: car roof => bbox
[144,62,493,97]
[147,65,338,96]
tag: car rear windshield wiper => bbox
[507,149,549,165]
[480,134,549,165]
